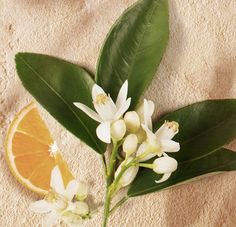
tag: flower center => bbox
[94,93,109,105]
[46,190,68,212]
[166,121,179,133]
[49,142,59,157]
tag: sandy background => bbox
[1,0,236,226]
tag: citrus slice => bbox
[5,101,74,195]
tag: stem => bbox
[109,196,129,216]
[106,142,119,185]
[138,163,154,169]
[110,161,134,195]
[102,189,112,227]
[102,142,120,227]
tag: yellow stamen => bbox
[94,94,109,105]
[165,121,179,133]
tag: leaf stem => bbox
[109,196,129,216]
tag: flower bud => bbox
[76,182,88,201]
[62,212,83,226]
[74,201,89,216]
[115,158,139,187]
[111,119,126,141]
[123,134,138,156]
[153,156,177,174]
[124,111,140,133]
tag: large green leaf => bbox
[154,99,236,162]
[96,0,169,109]
[128,99,236,196]
[128,148,236,197]
[15,53,105,154]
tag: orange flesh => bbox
[6,102,74,194]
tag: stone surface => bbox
[0,0,236,226]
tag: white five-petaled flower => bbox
[136,99,180,183]
[74,80,131,143]
[30,166,89,227]
[137,121,180,161]
[136,99,180,161]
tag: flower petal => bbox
[94,98,117,121]
[96,122,111,143]
[42,211,60,227]
[144,99,154,130]
[136,142,156,162]
[74,102,102,122]
[92,84,106,100]
[155,121,179,140]
[155,173,172,184]
[114,97,131,120]
[29,200,52,213]
[65,180,79,201]
[160,139,180,153]
[50,166,65,195]
[115,80,128,109]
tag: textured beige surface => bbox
[1,0,236,226]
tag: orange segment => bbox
[5,101,74,195]
[12,132,49,156]
[18,108,53,145]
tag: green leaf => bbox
[128,99,236,196]
[154,99,236,162]
[15,53,105,154]
[128,148,236,197]
[96,0,169,109]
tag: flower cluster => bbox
[74,81,180,187]
[30,166,90,227]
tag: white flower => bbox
[30,166,89,227]
[74,80,131,143]
[114,157,139,187]
[153,155,178,183]
[137,121,180,161]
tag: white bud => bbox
[123,134,138,156]
[111,119,126,141]
[76,182,88,201]
[153,156,177,174]
[74,201,89,216]
[62,212,83,226]
[124,111,140,133]
[115,157,139,187]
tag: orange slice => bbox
[5,101,74,195]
